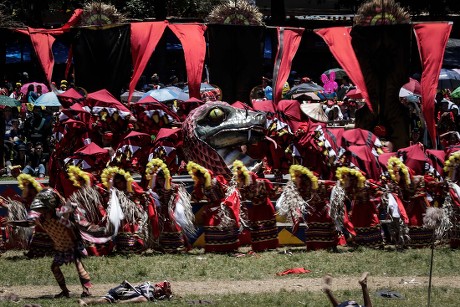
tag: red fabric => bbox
[28,31,56,84]
[276,268,311,276]
[168,24,207,100]
[129,22,168,103]
[273,28,304,103]
[392,192,409,224]
[315,27,372,112]
[414,22,452,147]
[14,9,83,86]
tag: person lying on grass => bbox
[78,280,171,305]
[322,272,373,307]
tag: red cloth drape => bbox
[273,27,304,103]
[168,24,207,100]
[414,22,452,148]
[315,27,372,112]
[129,21,168,103]
[28,31,56,84]
[14,9,83,86]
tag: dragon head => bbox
[183,101,267,178]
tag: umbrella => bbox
[120,90,145,103]
[322,68,347,80]
[182,83,216,93]
[286,82,324,97]
[292,92,321,101]
[34,92,61,107]
[345,88,363,99]
[402,78,421,96]
[20,82,49,95]
[439,68,460,90]
[399,88,414,98]
[0,95,21,107]
[451,86,460,99]
[299,102,328,122]
[142,88,182,102]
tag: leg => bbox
[38,163,46,178]
[78,297,110,306]
[51,261,70,297]
[359,272,372,307]
[322,274,339,307]
[75,258,92,296]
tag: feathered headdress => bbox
[187,161,211,188]
[101,166,134,193]
[67,165,91,188]
[145,158,171,190]
[354,0,411,26]
[336,166,366,188]
[17,174,43,197]
[232,160,252,186]
[289,165,319,190]
[444,151,460,180]
[207,0,264,26]
[387,156,411,186]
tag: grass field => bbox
[1,246,460,306]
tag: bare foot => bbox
[78,299,88,306]
[359,272,369,287]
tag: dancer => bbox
[335,167,383,248]
[322,272,373,307]
[10,189,92,298]
[187,161,240,253]
[233,160,278,251]
[144,158,195,253]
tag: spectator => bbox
[30,142,48,177]
[23,106,47,145]
[60,80,68,91]
[13,144,32,172]
[9,82,23,101]
[5,118,22,141]
[262,77,273,100]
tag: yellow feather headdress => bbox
[336,166,366,188]
[232,160,251,186]
[289,164,319,190]
[387,156,411,186]
[444,151,460,180]
[187,161,211,188]
[67,165,91,188]
[17,174,43,196]
[145,158,171,190]
[101,166,134,192]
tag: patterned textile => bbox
[203,225,239,253]
[26,228,55,258]
[305,222,337,250]
[116,232,145,253]
[407,226,433,248]
[354,226,383,248]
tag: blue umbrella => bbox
[439,68,460,90]
[34,92,61,107]
[182,83,216,93]
[141,88,181,102]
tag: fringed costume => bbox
[145,159,195,253]
[443,152,460,248]
[233,161,278,252]
[336,167,383,248]
[66,166,114,256]
[188,161,240,253]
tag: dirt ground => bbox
[2,276,460,299]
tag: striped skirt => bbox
[249,219,278,252]
[354,225,383,248]
[203,226,239,253]
[305,222,337,250]
[408,226,433,248]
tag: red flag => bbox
[315,27,372,112]
[414,22,452,148]
[129,21,168,103]
[276,268,311,276]
[273,27,304,103]
[169,24,207,100]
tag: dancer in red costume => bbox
[187,161,240,253]
[335,167,383,248]
[144,158,195,253]
[386,157,433,248]
[277,164,338,250]
[232,160,278,252]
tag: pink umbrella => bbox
[402,78,421,96]
[20,82,49,95]
[345,88,363,99]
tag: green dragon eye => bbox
[209,108,225,121]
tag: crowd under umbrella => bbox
[182,83,216,93]
[120,90,144,103]
[402,78,422,96]
[34,91,62,107]
[20,82,49,95]
[451,85,460,99]
[438,68,460,90]
[322,68,347,80]
[0,95,21,107]
[286,82,324,99]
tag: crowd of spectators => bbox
[0,76,55,177]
